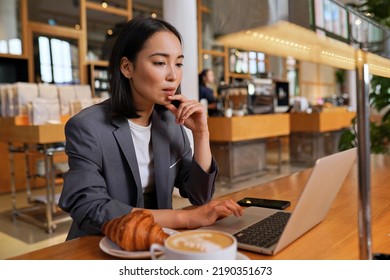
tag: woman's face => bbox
[205,70,215,85]
[127,31,183,110]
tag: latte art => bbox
[167,231,233,253]
[150,229,237,260]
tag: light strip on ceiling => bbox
[366,52,390,78]
[216,20,389,74]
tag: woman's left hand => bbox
[165,94,208,134]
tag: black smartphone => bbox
[373,253,390,260]
[171,85,181,108]
[237,197,291,210]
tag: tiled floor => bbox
[0,153,306,260]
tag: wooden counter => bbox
[207,114,290,185]
[208,113,290,142]
[289,109,356,165]
[290,109,355,133]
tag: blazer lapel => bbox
[151,110,171,208]
[112,117,144,207]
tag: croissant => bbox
[102,209,169,251]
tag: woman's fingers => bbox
[209,200,243,221]
[186,200,243,228]
[181,101,201,118]
[176,101,202,121]
[228,199,244,216]
[167,95,205,118]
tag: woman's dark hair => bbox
[199,69,210,87]
[109,16,183,118]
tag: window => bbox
[230,49,266,75]
[249,52,266,74]
[35,36,79,84]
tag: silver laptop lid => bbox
[274,147,357,254]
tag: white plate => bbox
[99,228,178,259]
[156,252,250,260]
[236,252,250,260]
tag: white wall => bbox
[0,0,17,39]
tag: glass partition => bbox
[314,0,348,40]
[349,11,386,51]
[311,0,388,54]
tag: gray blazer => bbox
[59,100,218,240]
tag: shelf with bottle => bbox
[86,61,109,98]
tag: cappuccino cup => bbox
[150,230,237,260]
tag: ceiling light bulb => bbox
[355,19,362,26]
[101,1,108,8]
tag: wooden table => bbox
[0,117,66,144]
[9,154,390,260]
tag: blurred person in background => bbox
[199,68,218,116]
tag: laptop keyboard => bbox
[234,211,291,248]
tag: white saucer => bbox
[99,228,178,259]
[156,252,250,260]
[236,252,250,260]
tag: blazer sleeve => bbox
[59,116,132,235]
[174,125,218,205]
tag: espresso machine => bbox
[218,78,274,114]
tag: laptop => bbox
[203,148,357,255]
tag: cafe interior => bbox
[0,0,390,260]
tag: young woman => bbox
[59,17,242,240]
[199,68,218,115]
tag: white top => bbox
[128,120,155,193]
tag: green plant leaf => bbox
[338,129,356,151]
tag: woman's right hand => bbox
[184,199,244,229]
[165,94,209,134]
[141,199,242,230]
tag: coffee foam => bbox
[168,232,233,253]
